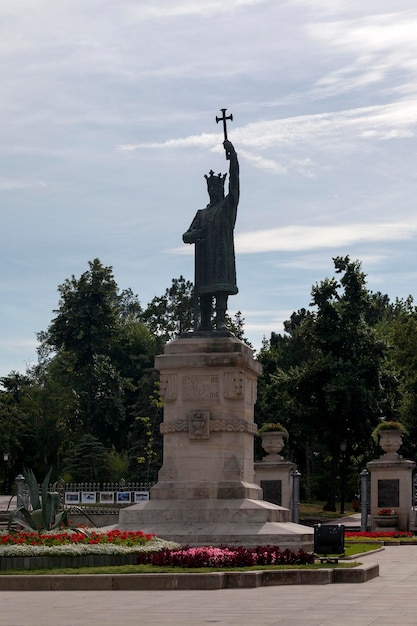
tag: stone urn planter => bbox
[260,431,286,461]
[378,428,404,459]
[373,513,399,529]
[372,421,405,460]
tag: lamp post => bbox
[360,469,369,532]
[3,453,9,494]
[292,469,301,524]
[340,441,347,515]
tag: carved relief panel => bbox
[188,410,210,439]
[159,374,178,401]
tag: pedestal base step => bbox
[110,499,314,551]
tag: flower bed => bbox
[138,545,315,568]
[0,529,155,548]
[0,530,179,565]
[0,531,316,571]
[346,531,413,539]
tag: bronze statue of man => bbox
[183,139,239,331]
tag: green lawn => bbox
[299,501,357,519]
[344,543,380,556]
[0,562,361,575]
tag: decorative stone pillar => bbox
[254,460,296,511]
[152,334,263,500]
[367,430,415,531]
[254,432,295,511]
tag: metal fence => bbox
[63,481,155,493]
[61,481,156,509]
[13,477,156,514]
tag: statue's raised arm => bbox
[182,114,239,333]
[223,139,239,224]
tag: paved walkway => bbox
[0,545,416,625]
[0,495,15,510]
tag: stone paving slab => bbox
[0,546,414,626]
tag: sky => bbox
[2,0,417,379]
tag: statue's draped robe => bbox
[183,152,239,297]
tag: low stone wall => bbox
[0,564,379,590]
[0,554,138,571]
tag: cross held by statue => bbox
[216,108,233,159]
[216,108,233,141]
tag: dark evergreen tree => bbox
[141,275,194,341]
[63,434,110,482]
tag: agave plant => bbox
[8,468,68,532]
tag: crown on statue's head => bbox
[204,170,227,195]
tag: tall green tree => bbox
[39,259,126,443]
[0,391,26,490]
[257,257,399,509]
[0,370,65,482]
[141,275,250,343]
[141,275,194,341]
[379,297,417,459]
[127,372,163,483]
[46,259,119,364]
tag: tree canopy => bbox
[257,256,399,509]
[3,254,417,502]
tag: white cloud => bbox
[168,221,417,256]
[307,10,417,99]
[309,11,417,53]
[118,133,218,152]
[119,99,417,162]
[235,222,417,253]
[281,253,387,270]
[0,179,47,190]
[238,149,287,175]
[237,101,417,147]
[241,309,295,347]
[128,0,268,19]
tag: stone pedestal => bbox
[367,457,415,531]
[254,461,296,511]
[118,335,313,550]
[153,334,262,501]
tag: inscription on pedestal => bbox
[261,480,282,506]
[378,479,400,508]
[183,375,219,400]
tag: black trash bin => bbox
[313,523,345,563]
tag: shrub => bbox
[137,545,314,567]
[9,468,67,533]
[371,420,406,444]
[257,423,289,438]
